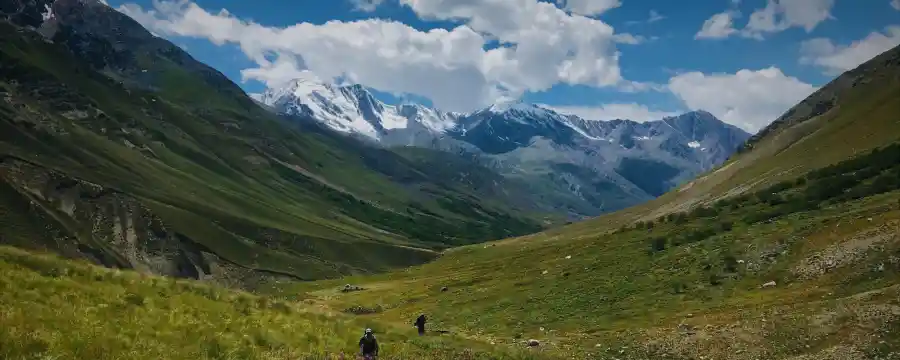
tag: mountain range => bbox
[259,72,751,216]
[0,0,747,285]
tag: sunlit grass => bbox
[0,246,548,360]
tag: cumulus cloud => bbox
[668,67,817,132]
[800,26,900,75]
[554,0,621,16]
[695,11,739,39]
[547,103,681,122]
[743,0,835,38]
[118,0,629,112]
[893,0,900,10]
[697,0,835,40]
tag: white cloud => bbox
[695,11,739,39]
[350,0,384,12]
[743,0,835,38]
[618,80,667,93]
[626,10,665,26]
[893,0,900,10]
[554,0,621,16]
[395,0,622,91]
[697,0,836,40]
[613,33,648,45]
[118,0,628,112]
[800,26,900,75]
[546,103,681,122]
[668,67,817,132]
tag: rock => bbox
[440,286,449,292]
[677,323,697,335]
[565,255,572,259]
[762,281,777,288]
[686,313,694,318]
[527,339,540,347]
[542,270,549,275]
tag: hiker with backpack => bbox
[359,328,379,359]
[414,314,426,336]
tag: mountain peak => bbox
[684,109,715,118]
[487,100,544,114]
[260,72,331,106]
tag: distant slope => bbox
[555,42,900,232]
[292,45,900,360]
[0,0,544,285]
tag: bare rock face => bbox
[0,158,287,288]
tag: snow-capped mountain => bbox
[261,75,750,217]
[258,71,455,141]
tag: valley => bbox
[1,0,899,359]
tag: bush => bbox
[650,237,667,252]
[723,255,739,273]
[690,206,719,218]
[719,221,733,232]
[708,274,723,286]
[343,305,383,315]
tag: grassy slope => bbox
[288,155,900,359]
[0,245,549,360]
[0,14,544,281]
[277,46,900,359]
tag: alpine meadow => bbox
[1,0,899,359]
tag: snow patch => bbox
[41,3,55,21]
[688,141,701,148]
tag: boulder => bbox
[527,339,540,347]
[761,281,777,288]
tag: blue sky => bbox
[110,0,900,131]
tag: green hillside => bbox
[280,45,900,359]
[0,245,547,360]
[0,1,548,286]
[2,1,900,359]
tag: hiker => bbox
[359,328,379,359]
[414,314,426,335]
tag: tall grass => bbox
[0,246,547,360]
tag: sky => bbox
[108,0,900,132]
